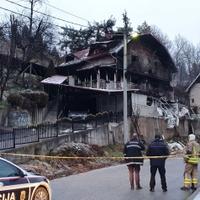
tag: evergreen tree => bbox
[60,17,116,52]
[137,21,151,34]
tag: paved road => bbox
[51,159,198,200]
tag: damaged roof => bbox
[58,34,176,73]
[139,34,176,72]
[73,49,89,59]
[58,40,120,68]
[110,34,176,72]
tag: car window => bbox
[0,160,22,177]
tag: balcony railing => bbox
[69,78,170,96]
[73,79,137,90]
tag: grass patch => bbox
[0,101,7,109]
[102,144,124,157]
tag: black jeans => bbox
[150,165,167,190]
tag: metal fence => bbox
[37,123,58,139]
[14,127,39,145]
[0,130,15,150]
[0,112,124,150]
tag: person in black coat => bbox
[124,133,145,190]
[146,134,169,192]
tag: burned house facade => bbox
[42,34,176,119]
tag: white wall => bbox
[189,83,200,107]
[131,93,158,117]
[68,76,75,86]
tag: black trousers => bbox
[150,165,167,190]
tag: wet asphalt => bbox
[51,159,198,200]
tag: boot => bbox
[131,184,134,190]
[180,186,190,191]
[136,186,142,190]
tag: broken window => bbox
[147,97,153,106]
[154,61,158,66]
[131,55,138,63]
[148,69,152,74]
[93,49,100,55]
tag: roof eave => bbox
[185,73,200,93]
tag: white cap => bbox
[189,134,196,141]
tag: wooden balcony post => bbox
[90,74,93,87]
[97,69,100,89]
[114,73,117,89]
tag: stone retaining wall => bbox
[2,117,189,164]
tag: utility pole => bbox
[29,0,34,37]
[123,12,128,144]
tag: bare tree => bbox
[0,25,4,41]
[0,15,19,100]
[0,0,55,99]
[150,25,172,50]
[172,35,200,86]
[137,21,172,50]
[17,0,54,62]
[172,35,188,85]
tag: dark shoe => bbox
[136,186,143,190]
[163,189,167,192]
[191,187,197,191]
[150,188,155,192]
[180,186,190,191]
[131,185,134,190]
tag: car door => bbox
[0,159,30,200]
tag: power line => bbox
[0,5,86,35]
[5,0,88,27]
[0,6,30,19]
[4,0,88,28]
[45,2,90,23]
[0,6,64,30]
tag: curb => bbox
[187,188,200,200]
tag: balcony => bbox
[65,76,170,96]
[73,79,138,91]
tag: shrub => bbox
[85,114,95,122]
[96,112,103,119]
[0,101,8,109]
[21,98,36,111]
[7,90,49,111]
[7,93,24,108]
[20,90,48,108]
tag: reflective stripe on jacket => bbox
[124,139,145,165]
[186,141,200,165]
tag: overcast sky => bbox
[1,0,200,45]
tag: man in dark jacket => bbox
[124,133,145,190]
[146,134,169,192]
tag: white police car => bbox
[0,157,51,200]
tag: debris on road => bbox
[168,141,185,154]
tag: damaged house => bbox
[185,73,200,134]
[186,72,200,115]
[42,34,178,124]
[42,34,192,140]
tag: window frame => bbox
[0,159,24,178]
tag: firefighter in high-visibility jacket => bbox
[181,134,200,191]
